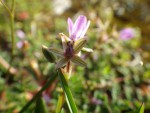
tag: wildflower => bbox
[16,30,29,49]
[91,98,102,105]
[119,28,135,40]
[47,33,87,68]
[43,15,92,70]
[16,30,25,49]
[16,41,24,49]
[68,15,90,40]
[16,30,25,39]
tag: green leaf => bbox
[138,103,144,113]
[73,38,87,54]
[34,96,47,113]
[42,45,56,63]
[57,69,78,113]
[71,55,87,67]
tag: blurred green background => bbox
[0,0,150,113]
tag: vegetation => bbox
[0,0,149,113]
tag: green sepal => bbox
[56,58,69,68]
[73,38,87,54]
[49,47,64,57]
[82,47,93,53]
[71,55,87,67]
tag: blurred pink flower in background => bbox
[17,11,29,20]
[16,30,29,49]
[119,28,135,40]
[16,41,24,49]
[16,30,25,39]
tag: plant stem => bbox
[19,74,57,113]
[0,0,12,16]
[57,69,78,113]
[56,89,65,113]
[0,0,15,60]
[10,0,15,59]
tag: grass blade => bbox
[56,91,65,113]
[138,103,144,113]
[34,96,47,113]
[57,69,78,113]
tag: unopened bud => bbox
[42,45,56,63]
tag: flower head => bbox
[43,15,92,70]
[49,33,87,69]
[68,15,90,41]
[119,28,135,40]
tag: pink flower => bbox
[16,30,25,39]
[43,15,92,69]
[16,41,24,49]
[68,15,90,40]
[119,28,135,40]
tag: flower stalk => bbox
[0,0,15,60]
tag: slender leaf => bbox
[56,91,65,113]
[34,96,47,113]
[57,69,78,113]
[138,103,144,113]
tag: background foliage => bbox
[0,0,150,113]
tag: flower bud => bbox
[42,45,56,63]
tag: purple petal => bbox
[71,15,87,40]
[68,18,73,37]
[80,20,90,38]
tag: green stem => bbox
[56,89,65,113]
[0,0,15,59]
[10,0,15,59]
[0,0,12,16]
[57,69,78,113]
[19,74,57,113]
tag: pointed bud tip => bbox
[42,45,56,63]
[42,45,47,49]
